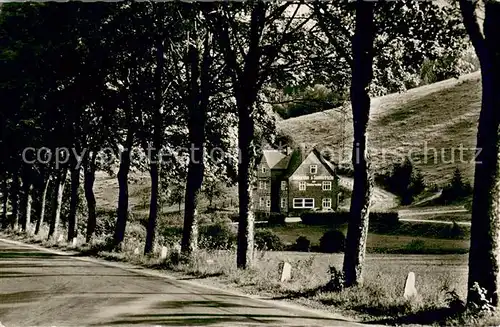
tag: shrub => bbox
[161,226,183,247]
[157,212,184,226]
[274,85,347,119]
[199,221,235,250]
[84,234,114,254]
[293,236,311,252]
[204,211,234,224]
[450,221,466,238]
[369,211,400,233]
[268,212,286,226]
[438,167,473,205]
[324,265,344,292]
[375,158,426,205]
[125,223,146,241]
[300,211,350,225]
[254,229,284,251]
[94,209,117,237]
[254,212,270,222]
[319,230,345,253]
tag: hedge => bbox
[300,211,351,225]
[254,229,284,251]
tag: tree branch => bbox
[459,0,486,62]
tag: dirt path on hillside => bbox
[338,176,398,210]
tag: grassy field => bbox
[279,72,482,185]
[261,221,469,254]
[93,171,239,215]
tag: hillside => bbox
[93,72,480,213]
[279,72,482,185]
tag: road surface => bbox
[0,238,362,327]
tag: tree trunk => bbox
[20,179,33,233]
[19,168,31,231]
[144,28,164,255]
[25,184,33,233]
[144,161,159,255]
[181,160,204,256]
[232,5,267,270]
[460,1,500,306]
[236,100,256,269]
[2,177,9,229]
[67,166,80,242]
[181,31,208,258]
[113,145,132,249]
[35,176,50,235]
[342,0,375,288]
[10,170,20,230]
[48,170,66,241]
[84,156,97,243]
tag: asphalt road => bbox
[0,238,363,327]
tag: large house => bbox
[254,145,339,216]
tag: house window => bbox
[259,181,269,190]
[304,198,314,208]
[299,181,306,191]
[281,197,287,208]
[262,166,267,173]
[259,197,264,207]
[266,198,271,208]
[322,198,332,208]
[322,181,332,191]
[281,181,287,190]
[293,198,315,209]
[310,165,318,174]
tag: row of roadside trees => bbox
[2,0,497,310]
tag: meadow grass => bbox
[264,221,470,254]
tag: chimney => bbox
[300,143,308,162]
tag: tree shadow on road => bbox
[93,312,349,326]
[150,300,268,310]
[0,251,59,259]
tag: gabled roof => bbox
[273,154,293,170]
[313,148,336,177]
[259,146,337,177]
[283,147,336,178]
[282,148,305,178]
[262,150,286,169]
